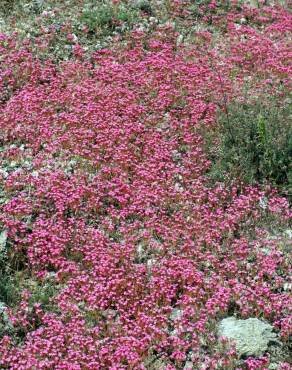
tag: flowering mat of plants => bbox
[0,1,291,369]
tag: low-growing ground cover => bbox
[0,1,291,369]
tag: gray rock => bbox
[268,364,278,370]
[0,229,7,250]
[0,169,9,179]
[147,258,155,270]
[261,247,272,256]
[0,302,13,329]
[136,244,144,259]
[183,361,193,369]
[176,34,184,47]
[170,308,183,321]
[244,0,260,7]
[259,196,268,210]
[284,229,292,239]
[218,317,278,357]
[45,272,57,280]
[0,302,6,314]
[143,356,168,369]
[283,282,292,291]
[9,161,18,168]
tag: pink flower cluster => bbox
[0,3,291,369]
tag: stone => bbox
[284,229,292,239]
[143,356,168,369]
[136,244,144,259]
[0,229,7,250]
[176,34,184,46]
[283,282,292,292]
[268,364,278,370]
[261,247,272,256]
[147,258,156,271]
[259,196,268,210]
[174,182,184,192]
[170,308,183,321]
[243,0,260,7]
[0,302,6,314]
[151,359,168,370]
[10,161,18,168]
[183,361,194,369]
[0,169,9,179]
[218,317,278,358]
[0,302,13,330]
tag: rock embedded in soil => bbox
[0,302,14,334]
[170,308,183,321]
[218,317,278,358]
[183,361,194,369]
[0,229,7,250]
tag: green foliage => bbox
[0,269,59,311]
[0,273,18,307]
[187,0,237,20]
[0,227,59,339]
[206,94,292,198]
[133,0,153,15]
[0,271,60,341]
[117,6,137,23]
[31,285,59,313]
[79,3,141,36]
[80,6,115,33]
[187,0,211,19]
[0,0,16,15]
[0,0,44,16]
[0,1,146,62]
